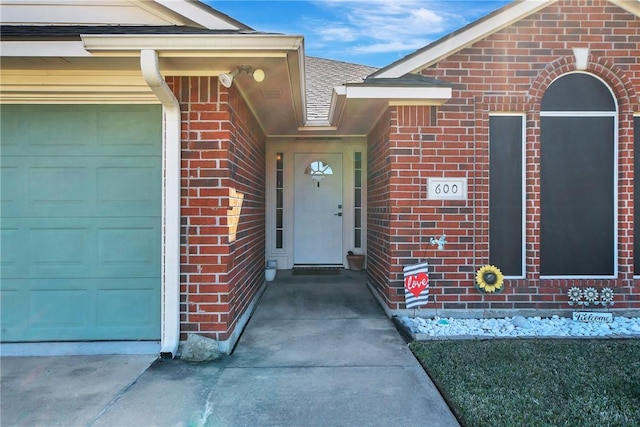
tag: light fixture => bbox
[219,65,266,88]
[219,68,240,88]
[252,68,265,83]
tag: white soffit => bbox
[81,34,304,54]
[373,0,556,78]
[334,85,452,105]
[1,35,303,59]
[1,41,92,57]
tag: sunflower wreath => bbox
[475,265,505,293]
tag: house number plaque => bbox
[427,178,467,200]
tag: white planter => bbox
[265,268,276,282]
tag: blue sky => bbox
[206,1,510,67]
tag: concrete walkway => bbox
[2,270,458,427]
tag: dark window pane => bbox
[276,171,283,188]
[276,189,283,208]
[541,73,615,112]
[354,152,362,169]
[355,208,361,228]
[355,170,361,187]
[276,208,283,228]
[354,189,361,207]
[541,116,614,275]
[354,229,361,248]
[276,152,283,169]
[276,230,283,248]
[489,116,523,276]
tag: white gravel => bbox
[400,315,640,338]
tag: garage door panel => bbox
[4,218,93,279]
[0,226,24,277]
[2,156,161,218]
[30,227,91,276]
[2,277,160,341]
[3,280,92,342]
[3,218,160,280]
[27,160,90,217]
[1,105,160,157]
[29,165,90,207]
[0,106,26,151]
[98,108,160,148]
[29,109,95,147]
[97,158,161,215]
[0,166,21,215]
[1,157,92,218]
[0,104,161,342]
[97,221,160,278]
[0,289,24,328]
[98,287,158,327]
[29,288,90,328]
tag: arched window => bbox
[540,72,617,277]
[304,160,333,187]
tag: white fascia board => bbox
[152,0,244,30]
[81,34,304,53]
[333,85,347,96]
[298,121,336,131]
[1,41,91,57]
[129,0,205,28]
[342,85,452,103]
[327,86,346,125]
[374,0,555,78]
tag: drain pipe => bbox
[140,49,181,358]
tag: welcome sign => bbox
[404,262,430,309]
[573,312,613,323]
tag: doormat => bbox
[292,267,341,276]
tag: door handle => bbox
[334,212,342,216]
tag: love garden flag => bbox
[403,262,430,308]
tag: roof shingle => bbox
[305,56,377,121]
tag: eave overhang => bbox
[0,31,307,136]
[333,84,452,104]
[80,33,304,54]
[313,75,452,136]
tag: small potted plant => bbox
[346,251,365,271]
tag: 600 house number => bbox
[434,183,459,195]
[427,178,467,201]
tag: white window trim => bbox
[539,72,618,279]
[489,113,526,279]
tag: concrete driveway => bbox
[1,270,458,426]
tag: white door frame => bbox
[293,152,344,265]
[266,139,367,270]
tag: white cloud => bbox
[307,0,461,54]
[317,25,359,42]
[206,0,509,66]
[350,38,430,54]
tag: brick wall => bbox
[367,109,395,306]
[168,76,266,341]
[369,0,640,312]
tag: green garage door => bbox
[1,105,162,341]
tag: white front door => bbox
[294,153,343,265]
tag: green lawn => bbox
[410,339,640,427]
